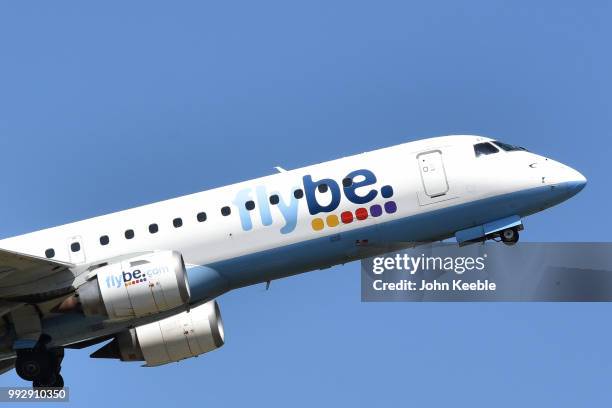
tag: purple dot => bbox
[381,185,394,198]
[384,201,397,214]
[370,204,383,217]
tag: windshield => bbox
[474,142,500,157]
[492,141,527,152]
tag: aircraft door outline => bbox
[417,150,449,198]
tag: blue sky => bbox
[0,1,610,406]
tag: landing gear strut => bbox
[499,227,519,245]
[15,336,64,388]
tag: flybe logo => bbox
[105,266,169,289]
[232,168,396,234]
[105,270,148,289]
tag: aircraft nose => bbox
[563,167,587,195]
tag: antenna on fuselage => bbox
[273,166,287,173]
[265,280,271,290]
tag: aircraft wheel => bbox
[32,372,57,388]
[500,228,519,245]
[15,351,48,382]
[54,374,64,388]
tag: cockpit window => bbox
[492,141,527,152]
[474,142,499,157]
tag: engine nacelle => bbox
[77,251,191,320]
[91,300,225,366]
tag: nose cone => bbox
[563,167,587,196]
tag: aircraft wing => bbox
[0,358,15,376]
[0,248,75,305]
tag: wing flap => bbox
[0,248,75,300]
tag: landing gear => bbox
[33,373,63,388]
[15,350,48,381]
[15,337,64,388]
[500,227,519,245]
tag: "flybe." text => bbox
[232,169,396,234]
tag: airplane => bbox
[0,135,586,387]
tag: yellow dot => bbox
[311,218,324,231]
[326,214,339,227]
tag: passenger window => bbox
[45,248,55,258]
[173,218,183,228]
[100,235,110,246]
[125,229,135,239]
[221,206,231,216]
[149,224,159,234]
[269,195,279,205]
[71,242,81,252]
[197,212,207,222]
[474,142,500,157]
[245,200,255,211]
[318,184,328,193]
[342,178,353,187]
[294,189,304,199]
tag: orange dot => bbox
[311,218,325,231]
[326,214,339,227]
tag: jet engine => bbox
[91,300,225,366]
[75,250,191,320]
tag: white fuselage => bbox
[0,135,586,347]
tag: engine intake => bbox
[77,251,190,320]
[91,300,225,366]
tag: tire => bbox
[52,374,64,388]
[16,351,49,382]
[32,372,57,388]
[500,228,519,245]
